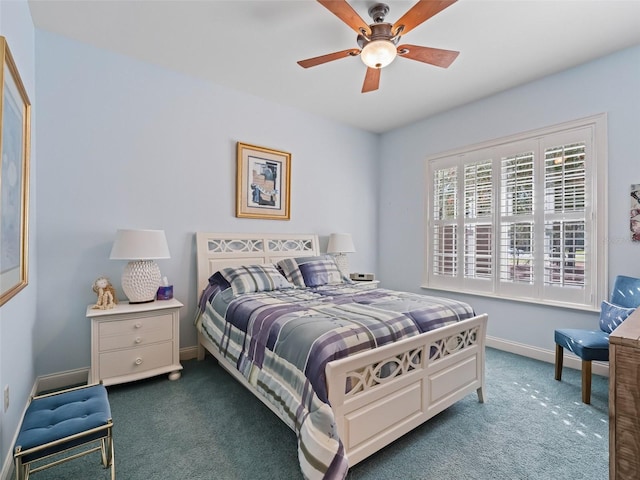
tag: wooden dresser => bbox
[609,307,640,480]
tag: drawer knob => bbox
[134,322,142,329]
[135,357,143,365]
[135,337,142,344]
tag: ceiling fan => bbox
[297,0,460,93]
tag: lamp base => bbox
[121,260,162,304]
[333,253,350,277]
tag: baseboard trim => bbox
[1,446,13,480]
[35,368,90,394]
[180,346,199,361]
[486,335,609,377]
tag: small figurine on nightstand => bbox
[92,276,118,310]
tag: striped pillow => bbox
[277,255,330,287]
[298,258,349,287]
[220,264,293,296]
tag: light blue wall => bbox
[33,30,379,376]
[0,0,37,467]
[378,44,640,351]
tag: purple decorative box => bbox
[156,285,173,300]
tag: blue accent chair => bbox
[554,275,640,404]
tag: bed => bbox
[194,232,488,479]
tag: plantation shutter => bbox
[540,129,592,305]
[463,159,494,292]
[432,166,458,279]
[425,115,606,310]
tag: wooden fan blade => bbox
[362,67,381,93]
[393,0,457,36]
[318,0,371,36]
[397,44,459,68]
[297,49,360,68]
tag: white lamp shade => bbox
[110,229,170,303]
[110,229,170,260]
[327,233,356,254]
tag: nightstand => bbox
[86,298,183,386]
[352,280,380,290]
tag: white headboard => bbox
[195,232,320,292]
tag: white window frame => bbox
[424,114,608,311]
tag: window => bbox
[425,114,607,310]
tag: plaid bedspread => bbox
[195,284,474,479]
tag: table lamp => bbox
[327,233,355,276]
[110,229,170,303]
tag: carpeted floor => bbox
[28,347,609,479]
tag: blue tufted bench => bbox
[13,383,114,480]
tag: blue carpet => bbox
[27,348,608,479]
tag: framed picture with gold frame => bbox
[236,142,291,220]
[0,36,31,306]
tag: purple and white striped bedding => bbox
[195,281,475,479]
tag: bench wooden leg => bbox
[582,359,592,404]
[554,344,564,381]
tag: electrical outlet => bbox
[3,385,9,412]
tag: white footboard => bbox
[326,313,488,466]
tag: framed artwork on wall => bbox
[236,142,291,220]
[0,36,31,306]
[632,184,640,242]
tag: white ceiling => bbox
[28,0,640,133]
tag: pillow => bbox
[298,258,347,287]
[208,271,231,290]
[219,264,293,296]
[277,255,333,287]
[198,272,232,312]
[277,254,353,288]
[599,300,635,334]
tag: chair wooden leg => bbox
[582,359,592,404]
[555,344,564,381]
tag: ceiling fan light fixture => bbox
[360,40,397,69]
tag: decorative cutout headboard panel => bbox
[195,232,320,292]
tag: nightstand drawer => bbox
[99,313,173,337]
[98,342,173,379]
[99,326,173,351]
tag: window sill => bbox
[420,284,600,313]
